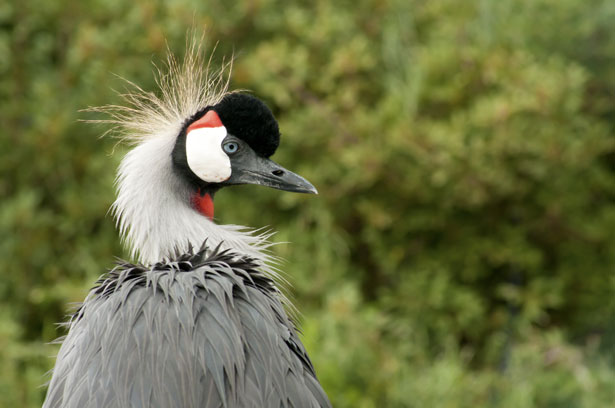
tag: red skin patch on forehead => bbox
[191,190,214,220]
[187,110,223,132]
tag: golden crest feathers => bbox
[84,33,233,144]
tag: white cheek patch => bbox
[185,127,231,183]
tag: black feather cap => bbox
[212,93,280,158]
[172,93,281,188]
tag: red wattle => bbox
[191,191,214,220]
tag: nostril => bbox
[272,169,284,177]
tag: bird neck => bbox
[112,134,272,266]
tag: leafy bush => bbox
[1,0,613,406]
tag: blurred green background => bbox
[1,0,614,407]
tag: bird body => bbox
[43,41,330,408]
[43,248,329,408]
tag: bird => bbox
[42,41,331,408]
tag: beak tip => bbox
[302,182,318,195]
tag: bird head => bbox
[98,44,316,265]
[171,93,316,220]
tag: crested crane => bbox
[42,43,331,408]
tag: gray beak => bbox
[225,151,317,194]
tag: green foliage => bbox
[1,0,613,406]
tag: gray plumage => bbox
[44,245,330,408]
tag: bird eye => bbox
[223,141,239,155]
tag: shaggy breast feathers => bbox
[44,245,330,408]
